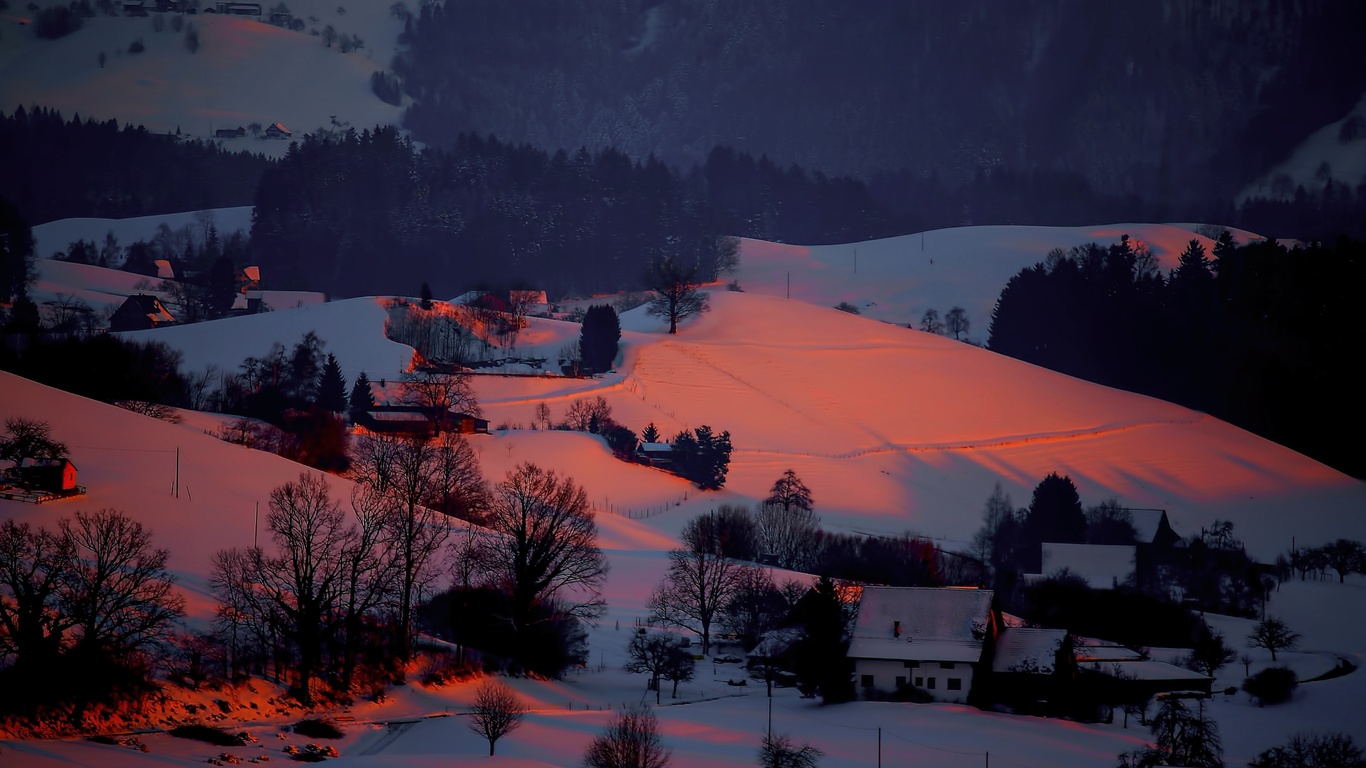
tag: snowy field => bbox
[5,209,1366,764]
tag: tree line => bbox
[988,234,1366,477]
[0,107,268,225]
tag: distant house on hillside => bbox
[848,586,999,703]
[355,405,489,437]
[1072,637,1212,701]
[215,126,246,139]
[264,122,292,139]
[109,294,177,332]
[637,442,674,466]
[215,1,261,15]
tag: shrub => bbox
[1251,732,1366,768]
[128,38,145,54]
[34,5,84,38]
[292,718,344,739]
[1244,666,1298,706]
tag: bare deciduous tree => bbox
[755,501,819,571]
[759,734,823,768]
[583,707,672,768]
[0,520,76,671]
[399,369,480,434]
[1248,617,1301,662]
[648,516,746,656]
[484,463,608,635]
[944,306,970,340]
[60,509,185,660]
[469,678,525,756]
[625,631,689,705]
[646,256,708,334]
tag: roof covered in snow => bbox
[1033,543,1136,589]
[992,627,1067,674]
[849,587,993,663]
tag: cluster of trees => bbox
[917,306,971,340]
[1284,539,1366,584]
[0,510,184,716]
[215,457,605,701]
[988,235,1366,477]
[1116,697,1222,768]
[0,109,268,226]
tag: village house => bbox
[215,126,246,139]
[355,405,489,437]
[848,586,999,703]
[108,294,177,332]
[636,442,675,466]
[264,122,292,139]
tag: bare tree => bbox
[582,707,672,768]
[430,430,490,522]
[624,631,684,705]
[60,509,185,660]
[719,566,785,651]
[648,516,745,656]
[0,520,76,671]
[1248,617,1301,662]
[484,463,608,635]
[759,734,822,768]
[646,256,708,334]
[563,396,612,432]
[765,470,812,513]
[0,417,68,463]
[755,502,819,571]
[1320,539,1366,583]
[535,401,552,431]
[399,369,480,434]
[248,473,350,705]
[944,306,970,340]
[919,308,943,335]
[338,483,399,688]
[351,432,453,661]
[469,679,525,756]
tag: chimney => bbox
[893,620,901,638]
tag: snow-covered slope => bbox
[0,1,403,156]
[732,222,1259,338]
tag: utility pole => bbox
[877,727,881,767]
[173,447,180,498]
[253,501,259,549]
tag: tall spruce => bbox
[317,353,348,413]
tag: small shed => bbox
[264,122,292,139]
[17,458,78,492]
[637,442,674,466]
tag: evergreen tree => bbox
[765,469,813,513]
[348,370,375,421]
[640,422,660,443]
[1021,472,1086,572]
[790,575,853,703]
[420,282,433,310]
[0,194,36,303]
[579,304,621,374]
[317,353,348,413]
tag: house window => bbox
[861,674,874,688]
[941,662,955,670]
[914,676,924,687]
[927,677,936,689]
[895,676,906,689]
[947,678,962,691]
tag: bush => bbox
[292,719,344,739]
[169,725,248,746]
[1244,666,1298,706]
[34,5,84,38]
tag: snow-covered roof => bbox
[1130,509,1167,544]
[848,587,993,663]
[639,442,673,453]
[1073,638,1145,662]
[1033,543,1136,589]
[1079,659,1209,682]
[992,627,1067,674]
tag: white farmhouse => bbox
[848,587,998,703]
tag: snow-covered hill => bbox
[0,0,404,156]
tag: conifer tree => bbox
[318,353,348,413]
[580,304,621,373]
[348,370,375,421]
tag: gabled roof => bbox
[848,587,993,663]
[119,293,176,325]
[992,627,1067,674]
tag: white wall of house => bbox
[853,659,973,703]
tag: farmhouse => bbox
[215,126,246,139]
[215,2,261,15]
[848,586,999,702]
[355,405,489,437]
[264,122,292,139]
[109,294,177,332]
[637,442,675,466]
